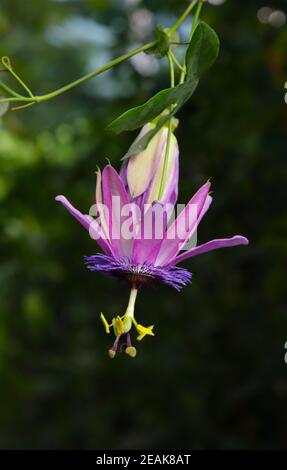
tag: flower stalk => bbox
[168,0,199,36]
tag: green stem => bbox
[2,56,34,98]
[10,71,34,98]
[0,41,157,107]
[179,0,204,84]
[0,80,24,98]
[169,50,186,73]
[168,52,175,89]
[168,0,199,36]
[190,0,204,39]
[32,42,157,103]
[0,95,31,104]
[12,102,36,111]
[157,52,175,201]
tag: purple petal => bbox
[102,165,133,257]
[131,201,168,265]
[160,140,179,207]
[198,195,212,224]
[95,169,110,242]
[172,235,249,265]
[155,181,211,266]
[55,195,91,230]
[55,195,112,254]
[119,160,128,188]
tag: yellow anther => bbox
[116,315,124,334]
[136,324,155,341]
[100,313,110,334]
[112,315,124,336]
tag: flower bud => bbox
[125,122,179,206]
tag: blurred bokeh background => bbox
[0,0,286,450]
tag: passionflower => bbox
[55,125,248,358]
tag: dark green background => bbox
[0,0,286,449]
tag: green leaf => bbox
[122,78,199,159]
[107,87,181,134]
[185,21,220,80]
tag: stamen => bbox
[108,334,121,359]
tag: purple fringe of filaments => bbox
[84,253,192,291]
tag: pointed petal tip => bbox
[198,180,211,193]
[102,163,118,179]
